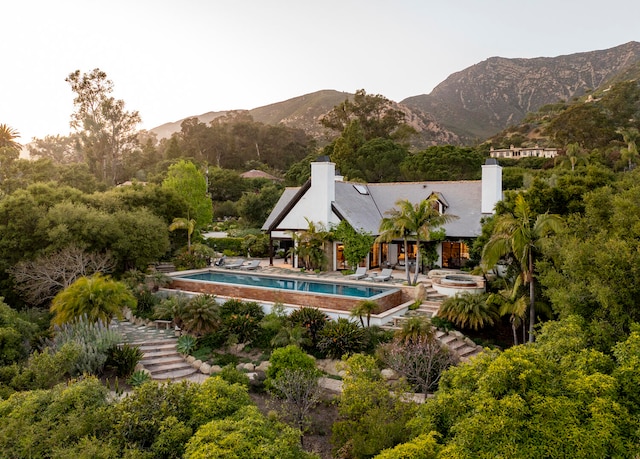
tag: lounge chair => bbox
[240,260,261,270]
[223,259,245,269]
[347,266,367,280]
[371,268,394,282]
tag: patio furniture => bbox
[347,266,367,280]
[223,259,245,269]
[239,260,261,270]
[371,268,394,282]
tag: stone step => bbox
[142,350,181,361]
[439,334,458,345]
[446,340,467,351]
[145,361,194,374]
[140,355,185,367]
[457,346,480,358]
[150,367,199,381]
[138,341,178,352]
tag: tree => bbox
[438,292,498,331]
[561,142,588,171]
[332,354,417,458]
[482,194,563,342]
[50,273,136,325]
[321,89,414,142]
[333,220,374,269]
[617,126,639,170]
[0,124,21,151]
[10,245,115,306]
[162,160,213,229]
[290,219,330,271]
[184,405,313,459]
[487,275,528,345]
[66,68,141,184]
[169,217,196,252]
[350,299,379,327]
[28,134,81,164]
[378,196,457,285]
[269,368,322,444]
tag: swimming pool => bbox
[169,269,404,313]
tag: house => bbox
[489,144,558,160]
[262,157,502,271]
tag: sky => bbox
[3,0,640,143]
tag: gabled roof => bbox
[263,179,484,238]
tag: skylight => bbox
[353,184,369,195]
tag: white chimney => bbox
[481,158,502,214]
[310,157,336,225]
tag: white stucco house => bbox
[262,157,502,271]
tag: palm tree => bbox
[395,316,434,345]
[481,194,563,342]
[377,197,457,285]
[487,275,528,345]
[562,142,587,171]
[617,127,639,170]
[182,294,220,336]
[0,124,21,151]
[169,217,196,252]
[350,299,379,327]
[438,292,498,331]
[290,219,330,271]
[50,273,136,325]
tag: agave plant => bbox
[127,370,151,387]
[176,334,197,355]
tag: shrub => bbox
[47,315,122,375]
[218,364,251,388]
[106,344,144,377]
[265,345,318,391]
[211,353,239,367]
[132,287,160,320]
[154,293,190,328]
[128,370,151,387]
[317,318,367,359]
[176,335,197,355]
[189,376,252,428]
[219,300,265,344]
[287,307,329,350]
[182,294,220,336]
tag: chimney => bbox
[310,157,336,225]
[481,158,502,214]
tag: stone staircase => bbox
[388,280,484,362]
[111,320,203,382]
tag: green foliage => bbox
[176,334,197,355]
[290,219,330,271]
[48,315,122,375]
[267,344,316,378]
[350,299,380,327]
[241,233,270,257]
[127,370,151,387]
[182,294,219,337]
[219,299,265,344]
[162,159,212,228]
[333,220,374,269]
[236,183,283,228]
[150,416,193,459]
[50,273,136,325]
[8,342,81,390]
[401,145,485,181]
[374,432,441,459]
[189,376,252,428]
[409,317,638,458]
[203,236,243,256]
[184,405,314,459]
[287,307,329,351]
[438,292,498,331]
[0,298,39,364]
[0,376,111,458]
[317,318,367,359]
[111,380,197,449]
[217,364,251,388]
[154,293,189,328]
[106,344,144,378]
[333,354,417,458]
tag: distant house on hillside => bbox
[262,158,503,271]
[490,144,558,160]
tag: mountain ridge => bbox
[150,41,640,147]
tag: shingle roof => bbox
[263,179,484,238]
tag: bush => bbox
[203,237,243,256]
[176,335,197,355]
[217,364,250,388]
[154,293,190,328]
[106,344,144,378]
[182,294,220,336]
[317,318,367,359]
[287,307,329,351]
[265,345,317,390]
[219,300,265,345]
[132,287,160,320]
[211,353,239,367]
[128,370,151,387]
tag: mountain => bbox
[150,42,640,147]
[402,41,640,143]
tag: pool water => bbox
[177,271,389,299]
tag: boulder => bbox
[200,363,211,374]
[381,368,399,380]
[209,365,222,374]
[255,360,270,372]
[191,359,203,370]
